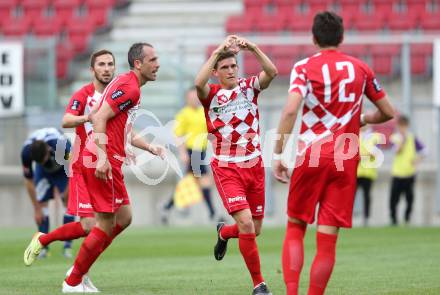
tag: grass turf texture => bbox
[0,226,439,294]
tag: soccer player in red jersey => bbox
[273,12,395,295]
[62,43,164,292]
[24,51,116,273]
[195,35,278,295]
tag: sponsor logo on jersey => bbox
[111,89,124,100]
[71,99,80,110]
[118,99,132,111]
[115,198,124,204]
[373,78,382,92]
[79,202,92,209]
[217,94,229,105]
[228,196,246,203]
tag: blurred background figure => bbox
[356,126,383,226]
[20,127,73,258]
[389,115,426,226]
[160,87,217,224]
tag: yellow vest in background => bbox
[391,133,416,178]
[357,132,381,180]
[174,106,208,151]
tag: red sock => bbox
[238,233,264,287]
[220,224,239,240]
[308,232,338,295]
[102,223,124,251]
[65,227,110,286]
[282,222,306,295]
[39,222,87,247]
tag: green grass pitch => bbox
[0,226,439,294]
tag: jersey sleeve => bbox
[65,87,88,116]
[247,76,261,92]
[200,84,219,108]
[106,83,140,116]
[174,109,187,137]
[288,62,307,97]
[20,144,33,179]
[364,66,386,102]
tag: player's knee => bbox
[255,227,262,236]
[237,217,254,234]
[80,218,96,234]
[118,215,132,229]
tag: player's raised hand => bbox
[95,160,112,180]
[236,37,257,52]
[273,159,290,183]
[215,35,239,54]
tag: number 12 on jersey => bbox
[322,61,355,103]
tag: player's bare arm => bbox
[24,178,43,224]
[273,91,303,183]
[195,35,238,99]
[62,113,90,128]
[236,37,278,90]
[130,131,165,159]
[362,94,395,125]
[91,101,115,180]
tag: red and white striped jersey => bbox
[201,76,262,162]
[289,49,386,159]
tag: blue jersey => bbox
[21,128,71,179]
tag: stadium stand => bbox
[0,0,128,79]
[221,0,440,78]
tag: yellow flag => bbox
[174,174,203,209]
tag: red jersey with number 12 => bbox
[289,49,386,159]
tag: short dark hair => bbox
[312,11,344,48]
[90,49,115,68]
[128,43,153,69]
[398,115,409,126]
[214,51,237,69]
[30,140,48,164]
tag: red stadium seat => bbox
[306,0,334,12]
[21,0,50,21]
[371,0,400,14]
[404,0,428,15]
[53,0,82,25]
[67,18,95,53]
[226,15,254,33]
[338,0,368,14]
[339,44,369,59]
[419,12,440,31]
[285,12,314,32]
[56,43,74,79]
[1,18,31,37]
[352,12,386,31]
[0,0,17,26]
[387,12,419,31]
[272,45,302,76]
[243,55,261,76]
[410,43,432,75]
[84,0,113,28]
[33,17,64,37]
[370,45,400,77]
[255,13,286,32]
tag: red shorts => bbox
[287,156,358,228]
[81,156,130,213]
[66,172,94,217]
[211,157,265,219]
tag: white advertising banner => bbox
[0,42,24,117]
